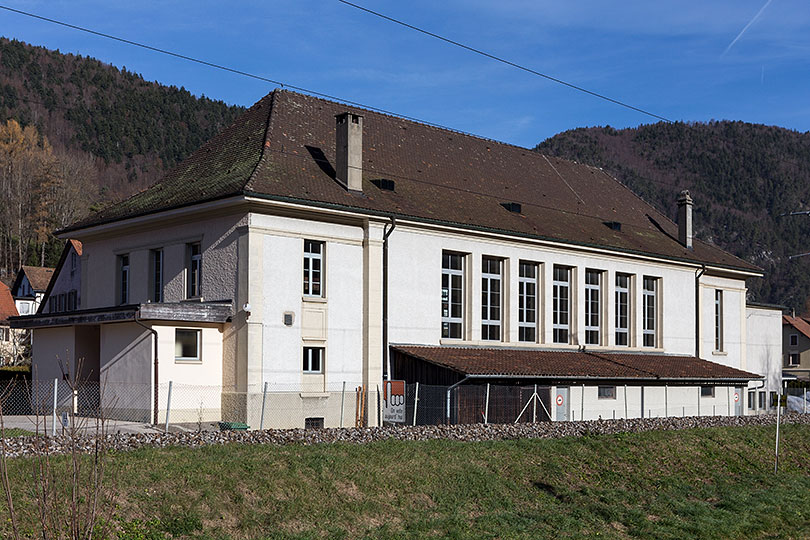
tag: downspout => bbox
[695,264,706,359]
[134,310,159,425]
[382,217,396,381]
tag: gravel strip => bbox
[2,414,808,459]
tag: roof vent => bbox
[604,221,622,232]
[501,202,522,214]
[371,178,396,191]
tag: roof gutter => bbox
[456,373,759,383]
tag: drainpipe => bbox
[134,309,159,425]
[382,217,396,381]
[695,264,706,359]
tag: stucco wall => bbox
[747,306,783,414]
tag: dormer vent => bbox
[604,221,622,232]
[371,178,396,191]
[501,202,522,214]
[335,112,363,192]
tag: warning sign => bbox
[384,380,406,423]
[733,392,739,403]
[556,394,564,406]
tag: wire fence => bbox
[1,379,805,433]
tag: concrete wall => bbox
[747,306,784,414]
[387,224,716,356]
[699,275,746,371]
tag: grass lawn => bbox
[1,428,35,437]
[2,423,810,539]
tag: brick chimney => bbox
[335,112,363,192]
[677,190,693,249]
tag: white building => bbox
[13,90,778,427]
[11,266,54,316]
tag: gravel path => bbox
[2,413,808,459]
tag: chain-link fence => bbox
[1,379,799,433]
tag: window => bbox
[642,277,658,347]
[790,334,798,347]
[70,252,77,279]
[747,391,754,410]
[151,249,164,303]
[303,240,324,296]
[789,353,800,366]
[615,273,631,346]
[758,391,766,410]
[770,391,778,408]
[18,303,29,315]
[57,294,65,312]
[714,290,723,351]
[187,243,202,298]
[598,386,616,399]
[700,385,715,398]
[303,347,324,373]
[481,257,502,341]
[518,261,538,342]
[48,297,55,313]
[553,266,571,344]
[0,327,8,341]
[119,254,130,305]
[175,329,201,362]
[585,270,602,345]
[441,252,464,339]
[67,290,77,311]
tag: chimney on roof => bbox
[677,190,693,249]
[335,112,363,192]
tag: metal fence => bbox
[1,380,806,433]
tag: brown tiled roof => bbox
[19,266,54,292]
[69,239,82,256]
[65,90,759,272]
[783,315,810,340]
[393,345,760,381]
[0,282,18,322]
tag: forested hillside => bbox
[537,121,810,311]
[0,37,245,280]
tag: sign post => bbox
[383,380,406,423]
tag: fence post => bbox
[697,387,701,417]
[51,377,58,437]
[413,382,420,426]
[624,385,628,419]
[340,381,346,428]
[259,381,268,431]
[165,380,173,432]
[533,384,537,423]
[484,383,490,424]
[580,384,585,422]
[775,382,783,474]
[727,386,731,416]
[665,385,668,418]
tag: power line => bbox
[337,0,674,124]
[0,4,475,135]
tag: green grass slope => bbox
[3,424,810,538]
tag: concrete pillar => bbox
[363,221,384,426]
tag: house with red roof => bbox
[783,314,810,381]
[12,90,781,426]
[0,282,20,365]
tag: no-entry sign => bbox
[556,394,564,406]
[733,392,739,403]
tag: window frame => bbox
[481,256,502,341]
[789,353,800,366]
[714,290,724,352]
[518,261,538,343]
[303,346,324,374]
[303,240,325,297]
[598,386,616,400]
[642,276,658,348]
[700,385,715,398]
[441,252,465,339]
[552,266,571,344]
[174,329,201,363]
[151,249,164,303]
[790,333,798,347]
[584,269,602,345]
[758,391,766,410]
[118,254,130,305]
[187,243,202,299]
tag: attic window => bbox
[371,178,396,191]
[501,202,522,214]
[604,221,622,232]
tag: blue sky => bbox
[1,0,808,147]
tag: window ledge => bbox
[302,296,327,304]
[712,350,728,356]
[174,359,202,364]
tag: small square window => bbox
[790,334,798,347]
[175,329,201,362]
[304,417,324,429]
[700,386,715,398]
[789,353,800,366]
[303,347,323,373]
[758,391,766,409]
[597,386,616,399]
[747,391,755,410]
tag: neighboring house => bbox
[782,314,810,381]
[38,240,82,315]
[11,266,54,316]
[746,303,784,414]
[0,282,20,365]
[12,90,774,427]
